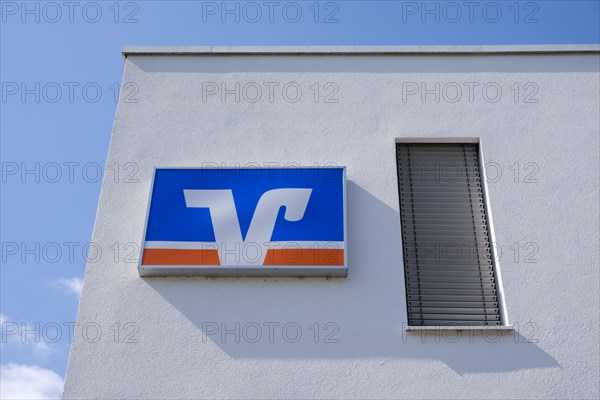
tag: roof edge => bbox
[122,44,600,58]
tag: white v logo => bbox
[183,188,312,266]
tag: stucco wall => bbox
[63,51,600,399]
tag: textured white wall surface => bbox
[63,51,600,399]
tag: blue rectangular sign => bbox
[139,167,347,277]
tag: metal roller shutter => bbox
[396,143,501,326]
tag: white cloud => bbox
[57,277,83,297]
[0,315,56,359]
[0,364,63,400]
[32,341,54,359]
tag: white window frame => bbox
[395,137,512,332]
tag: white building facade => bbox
[63,46,600,399]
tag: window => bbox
[396,142,507,327]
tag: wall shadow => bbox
[144,181,560,375]
[131,54,599,74]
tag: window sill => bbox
[405,325,514,333]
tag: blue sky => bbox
[1,0,599,398]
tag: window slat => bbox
[408,301,499,308]
[412,321,502,326]
[407,295,498,302]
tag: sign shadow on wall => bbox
[144,180,560,375]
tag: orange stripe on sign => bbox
[142,249,220,266]
[263,249,345,266]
